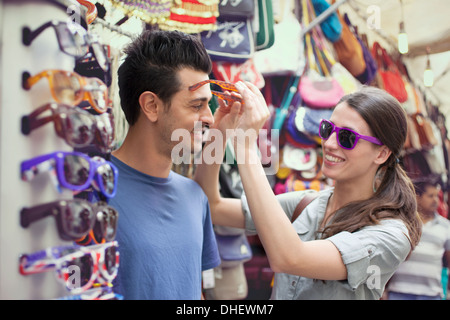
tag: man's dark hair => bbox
[413,175,441,196]
[118,30,212,125]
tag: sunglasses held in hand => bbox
[189,79,243,107]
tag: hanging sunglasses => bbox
[20,199,118,244]
[319,119,383,150]
[19,241,119,294]
[22,20,109,72]
[22,20,89,58]
[21,151,118,198]
[74,42,112,87]
[74,33,110,73]
[23,69,109,114]
[21,103,115,153]
[189,79,243,106]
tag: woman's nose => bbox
[323,132,339,150]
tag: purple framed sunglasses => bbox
[21,151,118,198]
[319,119,383,150]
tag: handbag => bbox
[201,17,255,63]
[303,106,333,136]
[212,59,265,89]
[404,114,421,151]
[395,58,417,114]
[215,233,252,268]
[299,0,344,109]
[310,0,342,43]
[285,104,317,147]
[332,9,366,78]
[411,113,438,149]
[203,263,248,300]
[255,0,275,50]
[204,226,250,300]
[253,0,305,75]
[371,42,408,103]
[343,13,378,84]
[218,0,256,19]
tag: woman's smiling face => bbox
[321,101,384,184]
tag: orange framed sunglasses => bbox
[189,79,243,105]
[23,69,109,113]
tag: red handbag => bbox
[212,59,265,89]
[371,42,408,103]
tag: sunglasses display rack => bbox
[0,0,119,300]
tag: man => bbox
[109,30,223,299]
[387,176,450,300]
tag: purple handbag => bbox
[215,233,252,268]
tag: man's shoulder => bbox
[435,214,450,228]
[171,170,203,188]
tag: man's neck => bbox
[112,127,173,178]
[419,211,435,224]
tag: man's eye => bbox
[193,105,203,110]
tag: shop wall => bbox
[0,0,83,299]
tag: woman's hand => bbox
[230,81,270,155]
[234,81,270,134]
[210,89,243,135]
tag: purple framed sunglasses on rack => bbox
[20,151,118,198]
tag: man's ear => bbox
[139,91,159,122]
[374,145,392,165]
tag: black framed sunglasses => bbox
[22,20,109,72]
[23,20,89,57]
[319,119,383,150]
[20,199,118,244]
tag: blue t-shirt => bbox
[109,156,220,300]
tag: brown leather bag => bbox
[332,7,366,77]
[410,113,438,149]
[291,192,319,222]
[404,114,421,151]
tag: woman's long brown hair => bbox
[320,87,422,249]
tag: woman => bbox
[194,84,422,299]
